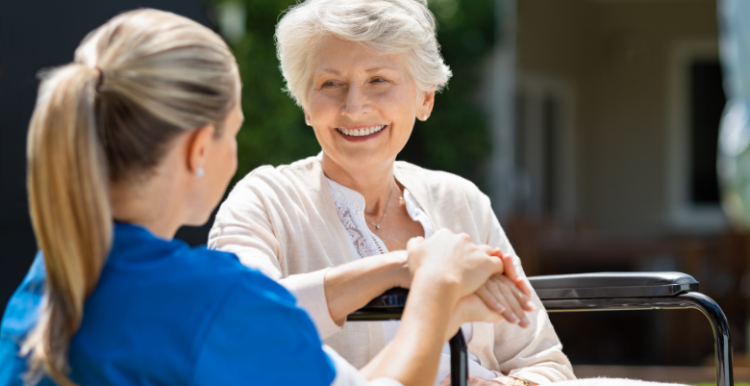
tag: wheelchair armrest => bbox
[347,287,409,321]
[528,271,699,300]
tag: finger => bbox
[495,273,533,311]
[500,281,530,328]
[483,251,506,276]
[494,250,518,280]
[436,228,454,236]
[406,236,425,250]
[515,278,533,297]
[484,279,517,324]
[476,285,506,314]
[508,280,535,312]
[497,252,532,296]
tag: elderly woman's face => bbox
[305,36,434,171]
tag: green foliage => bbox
[213,0,495,188]
[214,0,320,182]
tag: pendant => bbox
[375,224,380,230]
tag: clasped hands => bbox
[401,229,534,333]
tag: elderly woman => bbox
[208,1,562,385]
[208,1,685,386]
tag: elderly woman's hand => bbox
[476,274,535,328]
[475,251,535,328]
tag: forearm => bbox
[324,251,408,324]
[359,273,460,386]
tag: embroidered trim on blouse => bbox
[326,177,431,259]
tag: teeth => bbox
[338,125,385,137]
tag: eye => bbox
[321,81,340,88]
[371,77,388,84]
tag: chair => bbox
[347,272,733,386]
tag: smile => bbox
[336,125,386,137]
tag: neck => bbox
[321,153,397,218]
[109,170,185,240]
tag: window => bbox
[666,40,726,232]
[514,75,576,221]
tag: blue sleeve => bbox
[0,253,46,386]
[191,269,336,386]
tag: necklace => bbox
[369,182,396,230]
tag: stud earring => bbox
[422,115,428,121]
[196,167,205,178]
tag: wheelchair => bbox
[348,272,733,386]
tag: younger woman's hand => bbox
[406,229,505,298]
[445,294,504,341]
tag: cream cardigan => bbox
[208,155,575,384]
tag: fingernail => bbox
[506,313,519,323]
[525,301,536,310]
[494,302,505,312]
[521,316,530,326]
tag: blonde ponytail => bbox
[21,9,238,385]
[22,64,112,386]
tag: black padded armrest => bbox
[347,287,409,321]
[528,272,699,300]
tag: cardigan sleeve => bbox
[476,192,576,384]
[208,170,342,339]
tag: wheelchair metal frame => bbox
[541,291,733,386]
[348,273,734,386]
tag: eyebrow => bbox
[319,68,342,76]
[317,66,398,76]
[363,66,396,73]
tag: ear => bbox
[417,87,436,121]
[303,110,312,126]
[186,123,216,176]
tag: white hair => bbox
[275,0,452,107]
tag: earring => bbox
[422,115,428,121]
[196,167,205,178]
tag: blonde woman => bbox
[0,9,517,386]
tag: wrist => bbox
[387,250,410,288]
[411,271,461,306]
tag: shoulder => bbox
[182,247,288,295]
[204,248,295,302]
[231,155,320,192]
[221,156,322,209]
[192,252,335,385]
[1,252,46,340]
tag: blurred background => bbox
[1,0,747,383]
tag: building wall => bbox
[516,0,720,237]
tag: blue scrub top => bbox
[0,222,336,386]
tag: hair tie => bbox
[95,67,105,91]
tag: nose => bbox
[341,84,372,120]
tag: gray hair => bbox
[275,0,452,107]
